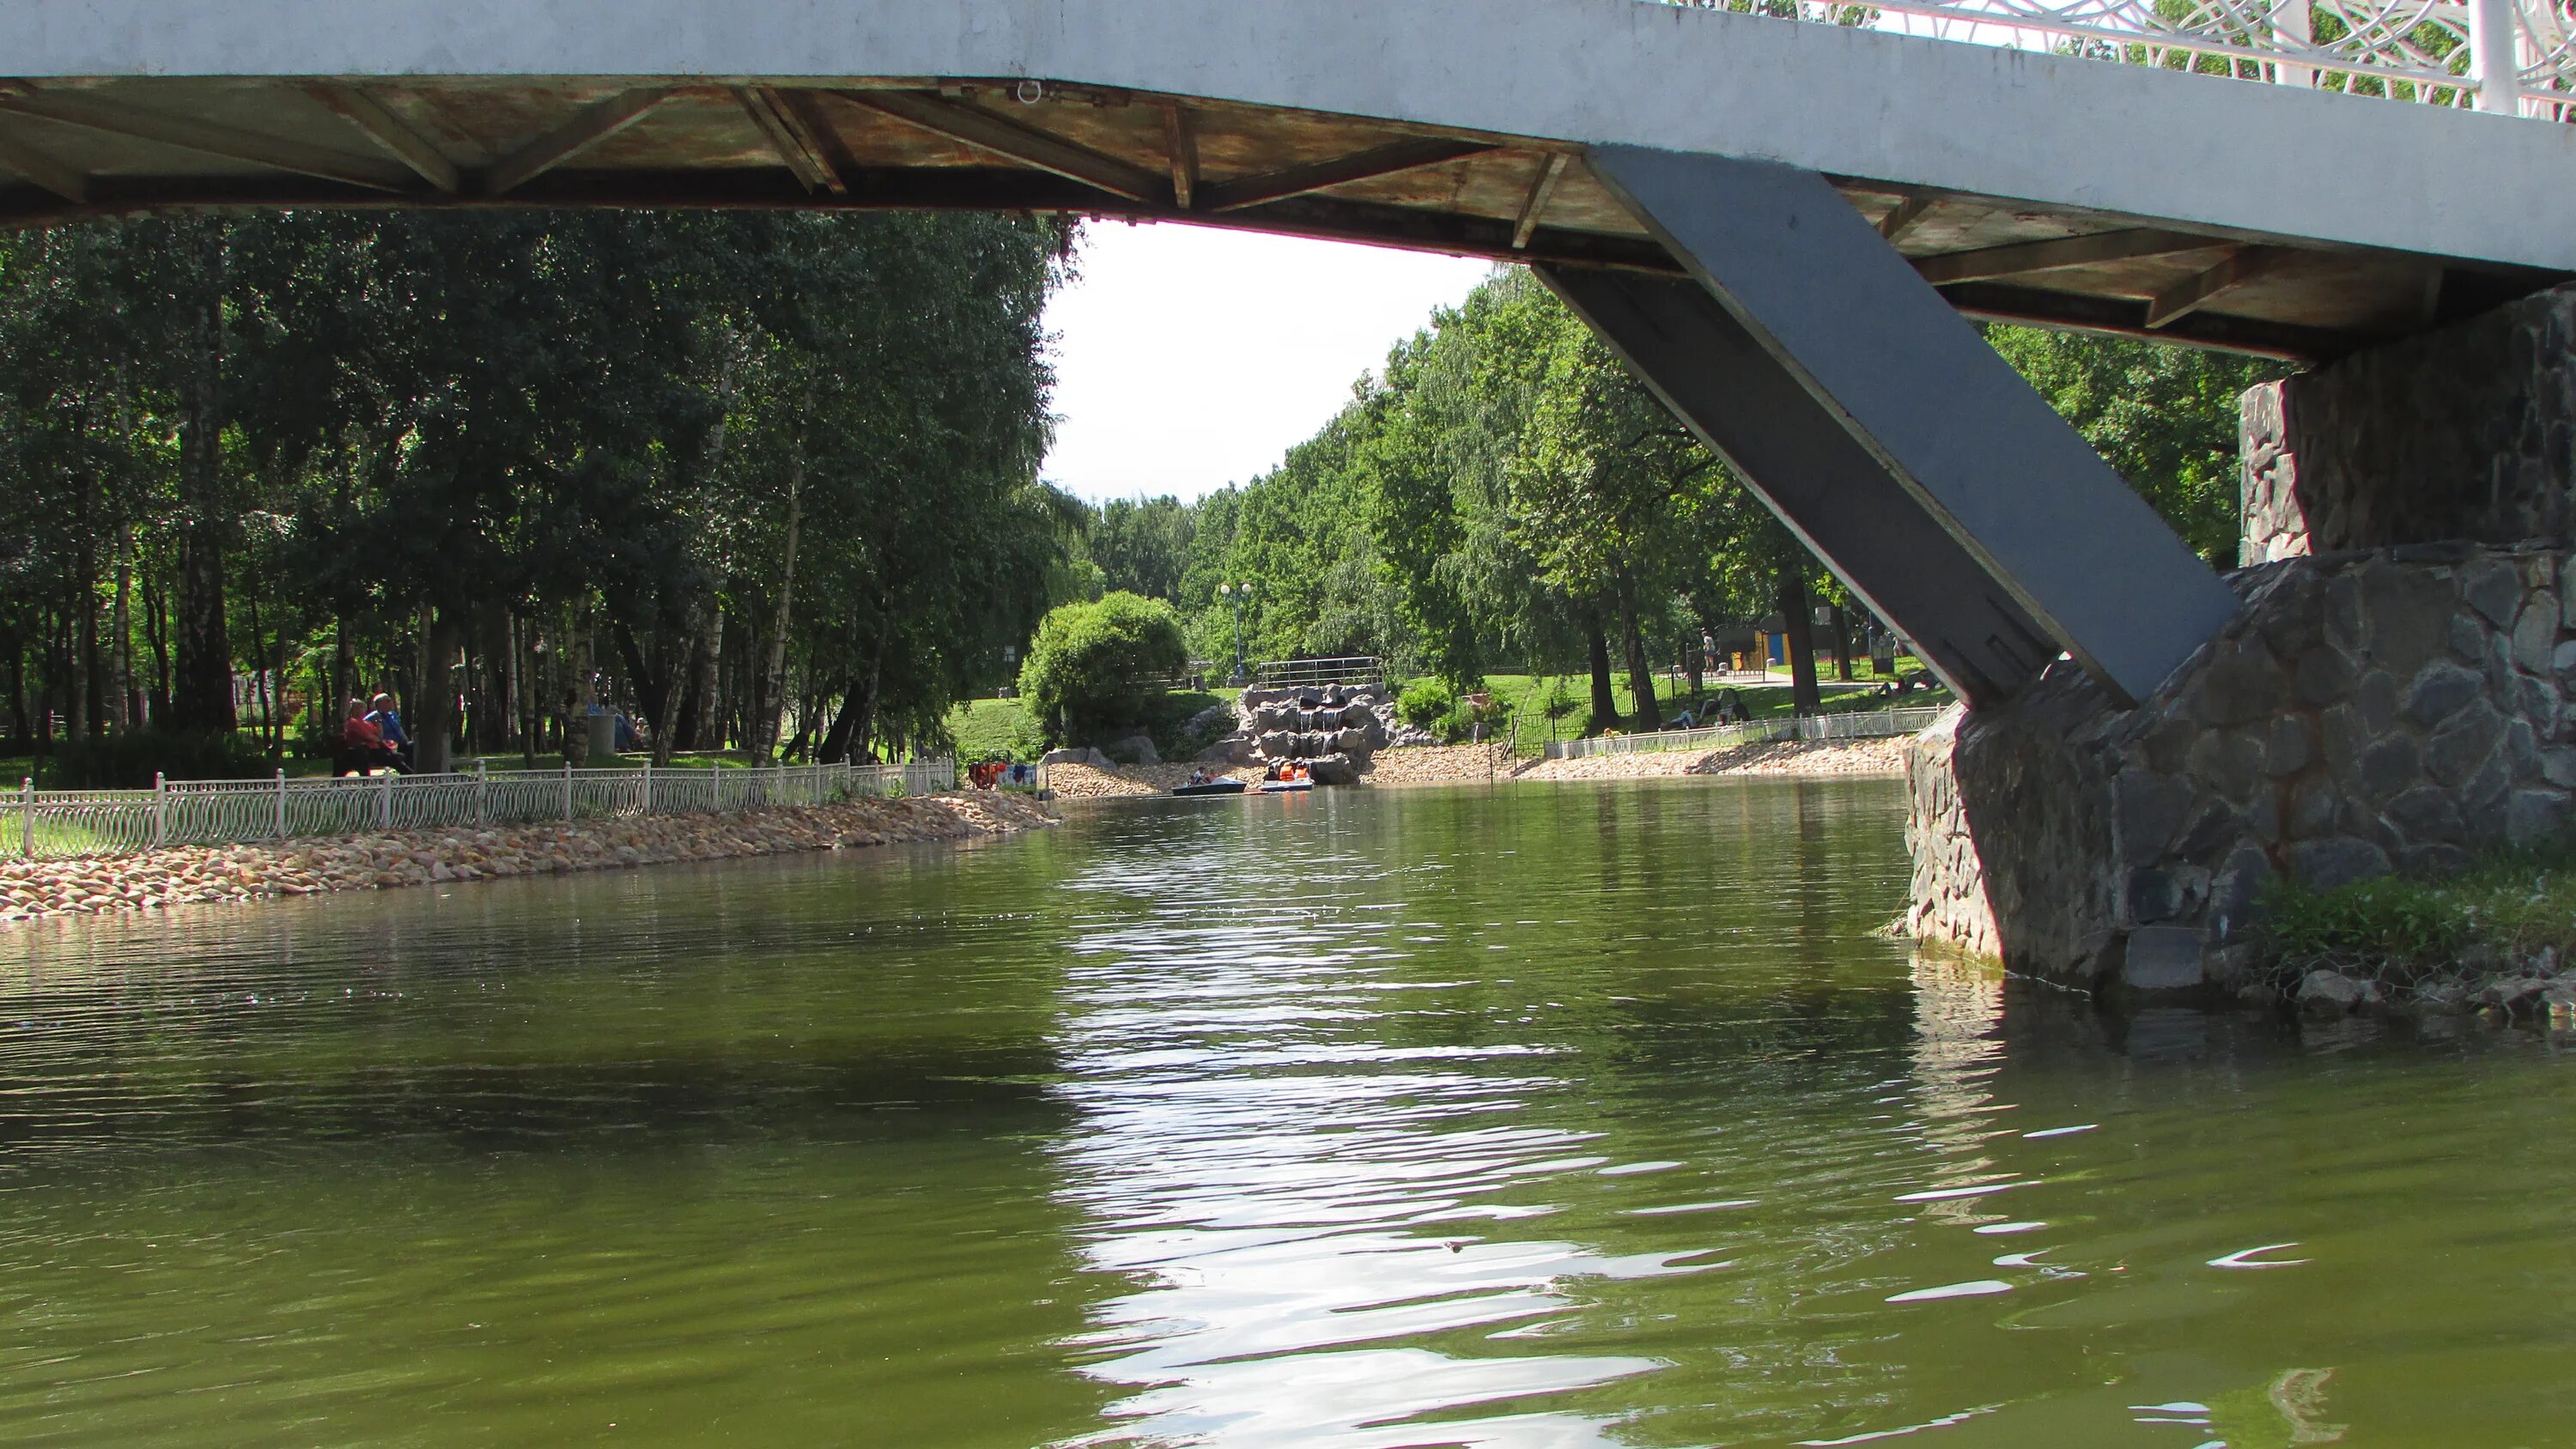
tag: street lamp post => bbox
[1218,581,1252,684]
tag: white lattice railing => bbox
[2,757,956,861]
[1699,0,2574,118]
[1541,706,1945,761]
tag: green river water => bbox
[2,778,2572,1446]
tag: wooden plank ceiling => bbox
[0,75,2557,359]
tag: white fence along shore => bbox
[1540,707,1945,762]
[10,758,957,860]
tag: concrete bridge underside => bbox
[10,0,2573,706]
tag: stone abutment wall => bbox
[1911,281,2576,995]
[1909,543,2576,992]
[2243,282,2576,564]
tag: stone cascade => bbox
[1909,543,2576,993]
[1195,682,1431,785]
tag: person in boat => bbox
[1188,767,1212,786]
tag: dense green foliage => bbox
[1,209,1076,770]
[1015,591,1190,745]
[2262,840,2576,982]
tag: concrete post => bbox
[562,761,573,821]
[2471,0,2522,114]
[18,778,29,858]
[152,772,166,848]
[378,768,392,831]
[274,767,286,840]
[475,759,488,826]
[2273,0,2313,89]
[640,759,653,816]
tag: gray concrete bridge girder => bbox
[1563,146,2244,706]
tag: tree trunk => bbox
[171,249,234,736]
[1582,605,1619,733]
[682,603,723,751]
[141,571,172,724]
[109,530,136,729]
[1778,559,1822,715]
[758,461,804,759]
[815,674,861,764]
[412,608,463,774]
[1615,576,1659,734]
[1831,603,1855,682]
[68,575,94,743]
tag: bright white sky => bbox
[1039,221,1495,503]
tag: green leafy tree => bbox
[1016,591,1188,745]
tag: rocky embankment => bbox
[0,791,1054,925]
[1052,735,1914,797]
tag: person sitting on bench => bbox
[365,693,415,771]
[340,699,405,775]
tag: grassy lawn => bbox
[948,697,1048,762]
[1444,665,1951,755]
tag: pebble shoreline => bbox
[0,791,1056,926]
[1047,737,1909,798]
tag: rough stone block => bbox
[2543,746,2576,788]
[2192,640,2286,727]
[2403,661,2483,727]
[2447,613,2489,662]
[2356,734,2421,802]
[2267,716,2314,776]
[2289,835,2391,892]
[2384,785,2465,845]
[2121,926,2206,992]
[2293,646,2356,706]
[2363,564,2463,674]
[1306,752,1358,785]
[2114,768,2192,858]
[2425,701,2506,788]
[2508,787,2571,845]
[2185,730,2266,804]
[2464,559,2524,627]
[2517,602,2561,674]
[2208,845,2275,942]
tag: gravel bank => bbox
[0,791,1054,926]
[1516,736,1910,781]
[1360,743,1523,785]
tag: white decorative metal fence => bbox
[1255,657,1382,689]
[1716,0,2574,118]
[1540,707,1946,761]
[5,758,955,861]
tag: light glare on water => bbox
[1,779,2573,1446]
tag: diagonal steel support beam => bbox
[1538,265,2060,706]
[1571,145,2239,707]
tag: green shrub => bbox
[39,728,278,789]
[1017,591,1190,745]
[1397,679,1455,729]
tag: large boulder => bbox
[1332,726,1369,754]
[1108,734,1161,766]
[1200,734,1258,764]
[1339,700,1374,727]
[1308,752,1359,785]
[1255,730,1292,759]
[1039,746,1108,767]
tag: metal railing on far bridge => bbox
[6,757,957,861]
[1540,708,1947,762]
